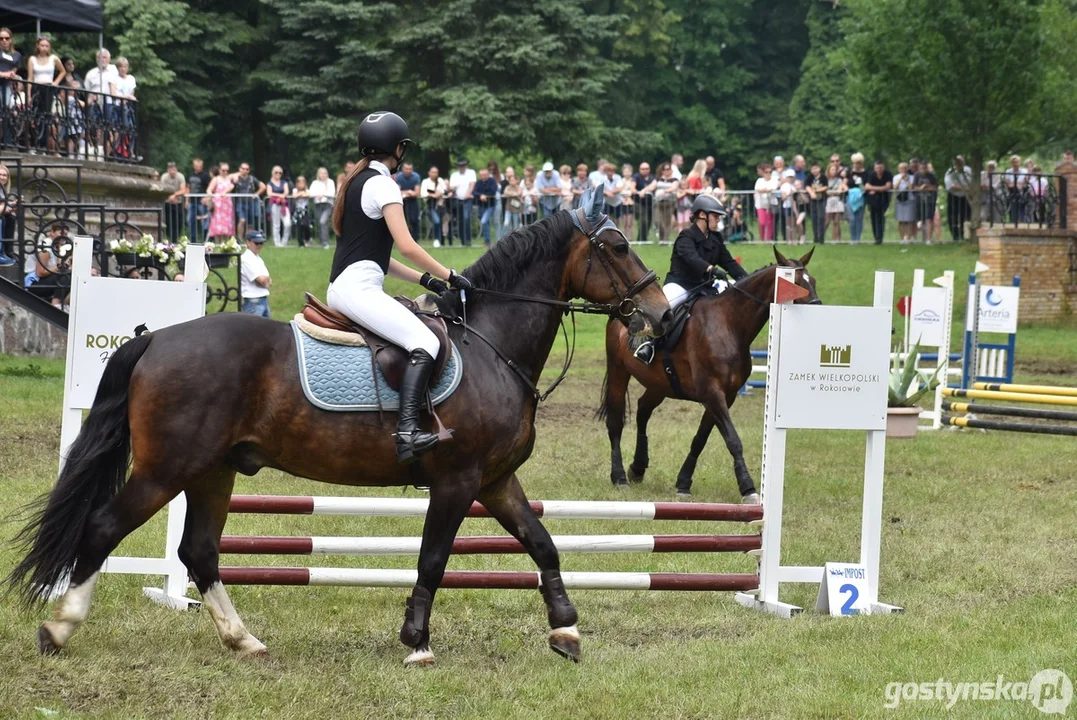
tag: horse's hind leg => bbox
[38,467,177,654]
[628,388,664,483]
[702,388,759,503]
[400,471,480,667]
[478,474,579,661]
[177,470,267,658]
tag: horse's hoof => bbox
[742,492,761,505]
[627,466,646,484]
[404,648,436,667]
[37,624,62,656]
[611,475,628,487]
[675,489,692,499]
[238,645,270,661]
[548,625,581,663]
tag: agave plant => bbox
[888,339,943,407]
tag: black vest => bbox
[330,167,394,282]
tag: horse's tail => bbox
[6,333,152,607]
[595,371,611,421]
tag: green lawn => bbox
[0,241,1074,719]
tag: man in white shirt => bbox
[670,153,684,180]
[448,158,476,246]
[534,161,563,218]
[83,48,119,158]
[588,158,608,187]
[944,155,974,242]
[240,230,271,317]
[308,167,335,249]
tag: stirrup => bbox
[395,430,439,465]
[633,341,655,365]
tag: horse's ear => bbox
[587,183,604,222]
[773,246,790,266]
[799,247,815,266]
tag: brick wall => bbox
[977,227,1076,322]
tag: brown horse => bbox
[7,204,671,666]
[599,247,818,498]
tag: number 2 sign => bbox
[815,562,871,616]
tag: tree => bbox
[789,1,854,163]
[842,0,1077,225]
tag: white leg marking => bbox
[404,648,435,667]
[201,582,267,656]
[549,624,580,641]
[41,572,100,647]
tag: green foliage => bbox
[888,339,942,407]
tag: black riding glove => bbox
[710,267,729,281]
[420,272,449,294]
[448,270,473,291]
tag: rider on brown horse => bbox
[328,111,473,463]
[635,194,747,363]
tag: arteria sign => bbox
[773,305,890,430]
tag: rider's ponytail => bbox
[331,157,372,237]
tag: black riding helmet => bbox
[357,111,413,163]
[691,194,726,219]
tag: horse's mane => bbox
[462,212,577,293]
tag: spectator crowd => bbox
[0,33,138,161]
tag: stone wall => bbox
[0,294,66,358]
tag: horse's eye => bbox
[613,243,629,256]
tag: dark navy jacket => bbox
[665,223,747,289]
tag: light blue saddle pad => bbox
[291,322,463,412]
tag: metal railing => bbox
[0,78,139,163]
[180,193,266,244]
[985,172,1066,230]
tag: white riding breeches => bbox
[327,260,441,358]
[663,279,729,311]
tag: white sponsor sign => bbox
[815,562,871,616]
[909,286,947,348]
[966,285,1020,334]
[774,305,890,430]
[68,276,205,408]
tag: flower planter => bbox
[207,253,236,268]
[111,252,137,266]
[885,407,922,439]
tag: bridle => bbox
[434,208,659,403]
[466,207,657,319]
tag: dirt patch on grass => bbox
[1016,359,1077,376]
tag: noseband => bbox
[571,207,657,319]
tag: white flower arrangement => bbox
[204,235,241,255]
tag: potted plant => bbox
[204,236,241,268]
[887,340,942,439]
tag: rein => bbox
[434,207,657,403]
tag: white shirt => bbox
[84,64,119,100]
[670,165,682,180]
[420,176,447,198]
[360,160,403,219]
[309,178,335,203]
[448,168,477,199]
[944,167,973,194]
[116,73,136,97]
[240,248,270,299]
[588,169,606,187]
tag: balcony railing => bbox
[0,78,139,163]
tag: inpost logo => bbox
[819,344,851,368]
[883,669,1072,714]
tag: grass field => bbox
[0,240,1075,718]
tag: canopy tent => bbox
[0,0,103,33]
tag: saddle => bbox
[301,292,451,391]
[654,291,710,399]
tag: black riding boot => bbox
[395,349,440,465]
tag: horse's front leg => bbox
[628,389,664,484]
[478,473,580,661]
[601,336,632,486]
[400,471,480,667]
[702,387,759,503]
[675,411,715,496]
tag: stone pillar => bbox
[977,227,1076,322]
[1054,160,1077,229]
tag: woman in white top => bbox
[753,162,775,241]
[309,167,336,249]
[27,36,65,154]
[419,166,448,246]
[114,57,137,159]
